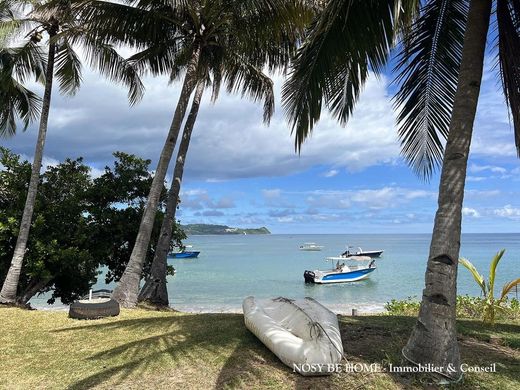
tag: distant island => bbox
[181,224,270,235]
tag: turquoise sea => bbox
[31,234,520,312]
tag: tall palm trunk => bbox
[138,81,205,306]
[0,37,57,305]
[402,0,491,381]
[112,47,201,308]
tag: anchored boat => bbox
[299,242,324,251]
[304,256,376,284]
[169,245,200,258]
[341,246,383,258]
[170,251,200,258]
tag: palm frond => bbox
[0,40,46,84]
[282,0,402,152]
[488,249,505,294]
[459,257,487,295]
[76,33,145,105]
[0,76,42,136]
[496,0,520,157]
[223,56,274,124]
[500,277,520,300]
[393,0,468,179]
[54,38,82,96]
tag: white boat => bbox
[243,296,343,376]
[299,242,324,251]
[304,256,376,284]
[341,246,383,258]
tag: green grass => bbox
[0,308,518,389]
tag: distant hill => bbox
[181,224,270,235]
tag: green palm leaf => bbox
[459,257,486,295]
[393,0,468,179]
[54,38,82,95]
[282,0,418,152]
[496,0,520,157]
[488,249,505,294]
[222,56,274,124]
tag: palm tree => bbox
[283,0,519,381]
[138,80,206,306]
[138,45,278,306]
[79,0,314,307]
[0,0,142,304]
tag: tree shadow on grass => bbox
[54,313,254,389]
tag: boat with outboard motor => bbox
[304,256,376,284]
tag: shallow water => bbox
[31,233,520,313]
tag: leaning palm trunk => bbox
[112,48,201,308]
[402,0,492,381]
[0,39,57,305]
[138,81,205,307]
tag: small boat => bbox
[171,251,200,258]
[304,256,376,284]
[299,242,324,251]
[243,296,343,376]
[341,246,383,258]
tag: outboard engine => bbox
[304,270,316,283]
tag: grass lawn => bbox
[0,307,519,389]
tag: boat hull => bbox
[344,250,383,258]
[243,296,343,376]
[304,267,375,284]
[171,251,200,258]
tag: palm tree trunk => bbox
[112,47,201,308]
[0,39,57,305]
[138,81,205,307]
[402,0,491,381]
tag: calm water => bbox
[32,234,520,313]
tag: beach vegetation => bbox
[460,250,520,326]
[0,148,184,305]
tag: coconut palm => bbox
[138,46,278,306]
[0,0,143,304]
[283,0,519,381]
[77,0,314,307]
[138,80,206,306]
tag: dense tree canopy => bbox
[0,148,185,305]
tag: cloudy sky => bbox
[2,44,520,234]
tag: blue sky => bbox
[2,43,520,234]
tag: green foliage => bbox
[460,250,520,325]
[0,148,186,304]
[386,295,520,322]
[385,296,420,316]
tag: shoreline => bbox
[29,300,387,315]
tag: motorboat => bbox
[341,246,383,258]
[304,256,376,284]
[243,296,343,376]
[170,251,200,259]
[299,242,324,251]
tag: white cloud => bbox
[462,207,480,218]
[494,204,520,219]
[323,169,339,178]
[469,164,507,174]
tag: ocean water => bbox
[31,234,520,313]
